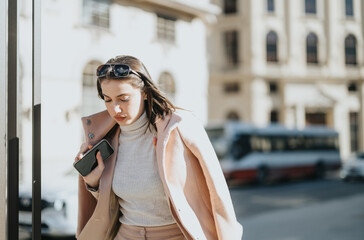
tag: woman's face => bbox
[101,79,146,126]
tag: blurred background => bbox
[3,0,364,239]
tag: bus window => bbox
[261,137,271,152]
[251,136,260,151]
[287,136,302,150]
[231,134,252,160]
[270,136,285,151]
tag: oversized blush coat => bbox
[76,109,243,240]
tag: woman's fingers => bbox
[75,144,93,162]
[96,151,105,169]
[74,153,84,161]
[83,151,104,188]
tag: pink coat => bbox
[76,109,243,240]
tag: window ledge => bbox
[75,23,112,34]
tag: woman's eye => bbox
[104,99,111,103]
[121,96,130,102]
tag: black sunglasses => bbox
[96,64,141,78]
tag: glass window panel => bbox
[345,0,354,17]
[305,0,316,14]
[266,31,278,62]
[267,0,275,12]
[345,35,357,65]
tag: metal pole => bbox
[0,0,8,238]
[32,0,42,239]
[7,0,19,239]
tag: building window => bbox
[224,31,239,65]
[227,111,240,121]
[345,34,357,66]
[224,82,240,93]
[224,0,237,14]
[345,0,354,17]
[306,112,326,126]
[157,14,176,43]
[348,82,357,92]
[83,0,110,28]
[82,60,105,116]
[305,0,316,14]
[267,0,275,12]
[350,112,359,152]
[306,32,318,64]
[270,110,279,123]
[269,82,278,94]
[266,31,278,62]
[158,72,176,102]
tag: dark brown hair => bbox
[96,55,179,132]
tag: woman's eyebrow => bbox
[102,93,130,98]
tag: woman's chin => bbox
[117,119,133,126]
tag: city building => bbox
[208,0,364,159]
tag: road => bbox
[19,174,364,240]
[231,175,364,240]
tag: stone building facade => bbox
[208,0,364,159]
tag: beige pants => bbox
[114,223,186,240]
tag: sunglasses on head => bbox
[96,64,141,79]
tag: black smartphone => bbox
[73,139,114,176]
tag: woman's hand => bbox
[75,145,105,188]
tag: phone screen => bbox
[73,139,114,176]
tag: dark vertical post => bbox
[0,0,7,238]
[7,0,19,239]
[32,0,42,239]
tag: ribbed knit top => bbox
[112,111,175,226]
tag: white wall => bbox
[19,0,211,183]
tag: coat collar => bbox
[81,109,183,144]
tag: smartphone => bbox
[73,139,114,176]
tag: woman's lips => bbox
[114,115,126,121]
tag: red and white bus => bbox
[206,122,341,184]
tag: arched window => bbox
[226,111,240,121]
[82,60,105,116]
[345,34,357,65]
[266,31,278,62]
[306,32,318,64]
[158,72,176,102]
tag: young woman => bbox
[75,55,243,240]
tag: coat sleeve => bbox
[75,143,98,238]
[177,112,243,240]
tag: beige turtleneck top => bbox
[112,111,176,226]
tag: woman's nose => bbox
[113,104,122,114]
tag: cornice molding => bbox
[134,0,221,24]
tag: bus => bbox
[205,121,341,184]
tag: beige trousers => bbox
[114,223,186,240]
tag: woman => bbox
[75,55,243,240]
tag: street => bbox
[231,175,364,240]
[19,174,364,240]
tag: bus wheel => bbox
[257,167,269,184]
[314,162,325,179]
